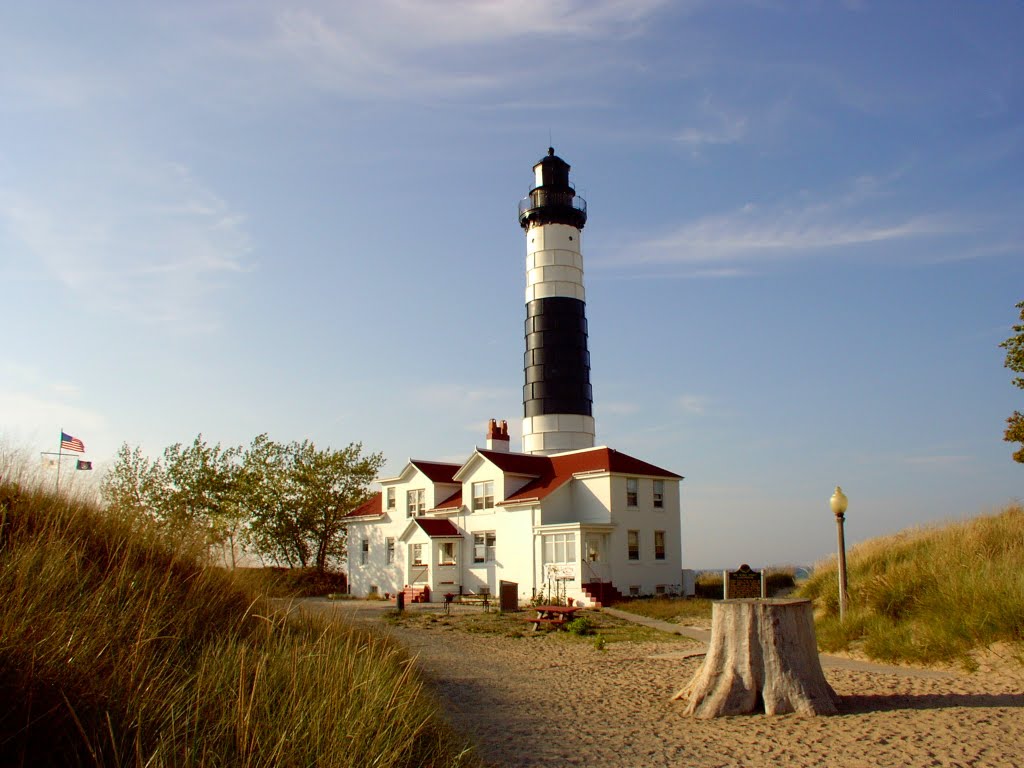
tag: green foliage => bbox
[101,433,384,572]
[1000,300,1024,463]
[565,615,595,635]
[0,473,477,767]
[799,505,1024,666]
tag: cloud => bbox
[615,174,974,269]
[0,159,250,329]
[185,0,674,101]
[0,361,106,453]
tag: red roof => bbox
[346,491,383,519]
[431,489,463,511]
[491,447,681,505]
[414,518,461,538]
[410,460,461,483]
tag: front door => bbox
[408,543,428,585]
[583,532,611,583]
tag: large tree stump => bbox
[675,598,838,717]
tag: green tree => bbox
[100,443,166,519]
[160,436,244,565]
[243,437,383,572]
[1001,300,1024,463]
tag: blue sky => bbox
[2,1,1022,568]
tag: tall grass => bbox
[799,504,1024,667]
[0,471,477,767]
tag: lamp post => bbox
[830,486,849,621]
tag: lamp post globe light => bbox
[830,486,849,621]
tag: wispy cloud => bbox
[188,0,674,101]
[0,159,250,329]
[611,173,975,270]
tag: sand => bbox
[383,621,1024,767]
[298,601,1024,767]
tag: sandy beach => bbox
[309,601,1024,767]
[395,622,1022,766]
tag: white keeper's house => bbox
[345,149,684,607]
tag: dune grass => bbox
[799,504,1024,668]
[0,470,478,767]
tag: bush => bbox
[565,616,595,635]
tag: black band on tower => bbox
[523,297,593,418]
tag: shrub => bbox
[565,616,595,635]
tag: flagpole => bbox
[56,427,63,494]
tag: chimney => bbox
[486,419,510,452]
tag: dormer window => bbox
[472,480,495,511]
[406,489,425,517]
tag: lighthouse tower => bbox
[518,148,594,455]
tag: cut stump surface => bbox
[674,598,838,717]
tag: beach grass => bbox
[0,468,478,767]
[799,504,1024,668]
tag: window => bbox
[653,480,664,509]
[406,488,425,517]
[629,585,640,597]
[626,477,638,507]
[360,539,369,565]
[472,480,495,511]
[654,530,666,561]
[627,530,640,561]
[385,537,395,564]
[473,531,496,563]
[411,543,424,565]
[542,533,576,564]
[655,584,666,595]
[386,487,396,510]
[439,541,457,565]
[369,584,379,595]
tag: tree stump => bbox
[674,598,838,717]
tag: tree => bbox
[1001,301,1024,463]
[243,437,384,572]
[160,436,244,566]
[101,443,166,519]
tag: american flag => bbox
[60,431,85,453]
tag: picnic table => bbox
[523,604,580,631]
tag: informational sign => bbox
[724,563,764,599]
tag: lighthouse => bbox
[518,148,595,455]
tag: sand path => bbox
[305,601,1024,767]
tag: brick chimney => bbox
[486,419,510,452]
